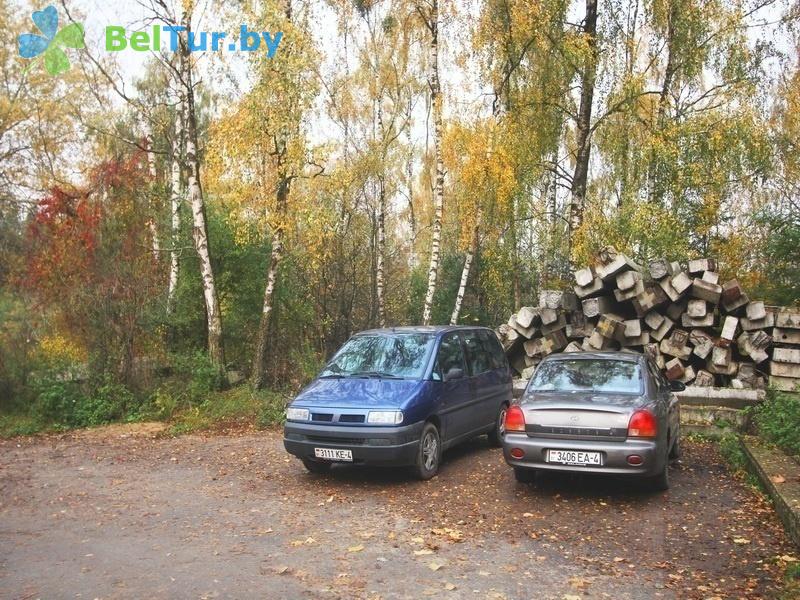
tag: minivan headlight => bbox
[286,407,310,421]
[367,410,403,425]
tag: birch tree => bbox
[208,0,319,388]
[417,0,444,325]
[177,2,225,367]
[166,95,183,317]
[567,0,599,252]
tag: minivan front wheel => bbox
[413,423,441,480]
[302,459,332,474]
[487,403,508,447]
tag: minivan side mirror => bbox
[669,380,686,392]
[444,367,464,382]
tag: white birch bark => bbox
[146,134,161,263]
[179,8,224,366]
[376,177,387,327]
[421,0,443,325]
[405,97,417,268]
[167,101,183,315]
[450,204,482,325]
[250,177,287,389]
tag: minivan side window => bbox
[433,334,466,381]
[481,330,508,370]
[463,331,493,375]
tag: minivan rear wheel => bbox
[302,459,332,474]
[413,423,441,480]
[487,404,508,447]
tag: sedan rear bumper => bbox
[283,421,424,467]
[502,433,665,477]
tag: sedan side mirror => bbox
[444,367,464,382]
[669,380,686,392]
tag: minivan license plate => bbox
[314,448,353,461]
[547,450,601,466]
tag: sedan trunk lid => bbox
[521,392,645,441]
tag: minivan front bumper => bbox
[502,433,664,477]
[283,421,424,466]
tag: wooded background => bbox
[1,0,798,424]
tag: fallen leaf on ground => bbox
[569,576,591,590]
[414,549,434,556]
[348,544,364,553]
[444,583,457,591]
[428,562,444,571]
[733,538,751,545]
[770,475,786,484]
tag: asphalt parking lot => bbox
[0,425,794,599]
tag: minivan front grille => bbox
[338,414,365,423]
[311,413,334,422]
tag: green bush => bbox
[719,432,747,472]
[753,390,800,457]
[32,373,85,427]
[77,379,133,426]
[32,371,134,428]
[147,352,226,419]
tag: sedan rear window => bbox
[528,359,642,394]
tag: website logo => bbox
[18,5,85,76]
[105,25,283,57]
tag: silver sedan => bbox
[502,351,683,491]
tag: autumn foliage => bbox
[22,152,161,383]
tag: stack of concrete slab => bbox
[496,247,798,393]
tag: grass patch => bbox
[0,412,48,437]
[718,433,764,490]
[719,432,747,472]
[751,390,800,458]
[166,385,288,435]
[780,562,800,600]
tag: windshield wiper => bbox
[349,371,403,379]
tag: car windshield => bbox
[528,359,642,394]
[319,333,435,379]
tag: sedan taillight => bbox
[505,405,526,432]
[628,409,657,438]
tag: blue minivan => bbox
[283,326,512,479]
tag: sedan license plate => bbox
[314,448,353,462]
[547,449,602,466]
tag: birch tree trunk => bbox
[376,176,387,327]
[251,177,288,389]
[648,0,677,204]
[167,101,183,316]
[146,134,161,263]
[421,0,443,325]
[179,7,225,367]
[450,204,482,325]
[405,97,417,268]
[567,0,599,255]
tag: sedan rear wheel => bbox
[668,432,681,460]
[413,423,441,480]
[647,448,670,491]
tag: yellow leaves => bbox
[38,333,87,364]
[443,117,517,249]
